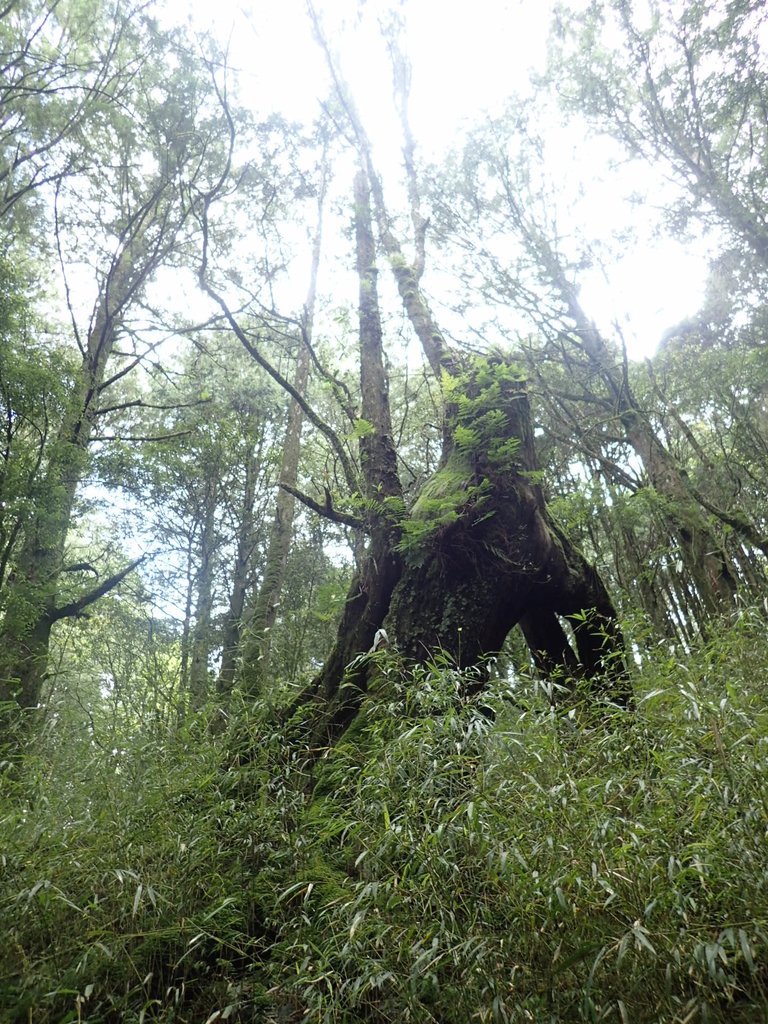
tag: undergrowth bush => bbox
[2,610,768,1022]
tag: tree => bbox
[201,14,633,743]
[99,329,284,718]
[0,13,233,741]
[48,555,183,751]
[295,163,629,743]
[535,0,768,619]
[236,155,328,697]
[553,0,768,268]
[424,100,750,633]
[0,0,145,228]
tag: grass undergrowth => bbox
[2,610,768,1022]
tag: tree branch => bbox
[51,555,148,623]
[195,60,360,495]
[93,397,211,417]
[307,0,455,381]
[61,561,99,575]
[687,487,768,559]
[279,482,364,530]
[89,429,193,443]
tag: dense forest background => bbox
[2,0,768,1021]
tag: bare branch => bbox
[61,562,99,575]
[51,555,148,623]
[90,430,193,443]
[96,335,168,394]
[279,481,364,530]
[93,397,210,418]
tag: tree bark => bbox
[295,171,630,747]
[385,358,629,699]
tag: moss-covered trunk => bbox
[387,354,629,698]
[300,352,630,747]
[287,155,630,750]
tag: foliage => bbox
[50,579,186,744]
[0,258,74,596]
[443,355,526,472]
[3,2,768,1022]
[397,356,524,559]
[3,612,768,1022]
[265,532,354,688]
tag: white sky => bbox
[158,0,709,359]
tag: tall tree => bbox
[428,104,745,628]
[552,0,768,268]
[237,158,328,696]
[0,0,144,227]
[201,15,632,743]
[0,14,232,739]
[541,0,768,615]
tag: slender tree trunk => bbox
[618,517,678,640]
[0,220,157,728]
[239,167,326,696]
[188,495,216,712]
[490,180,740,621]
[216,457,259,698]
[296,168,404,742]
[621,410,738,615]
[240,344,310,694]
[178,534,195,710]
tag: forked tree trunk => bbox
[302,353,630,745]
[295,172,630,749]
[388,362,622,669]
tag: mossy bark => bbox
[300,352,630,747]
[291,170,630,751]
[387,361,630,701]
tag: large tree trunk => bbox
[288,156,632,748]
[302,351,630,747]
[386,356,629,691]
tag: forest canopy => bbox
[1,1,768,1021]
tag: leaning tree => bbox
[0,7,237,744]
